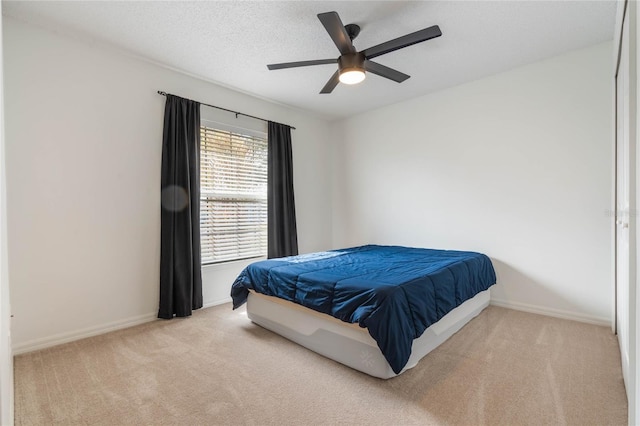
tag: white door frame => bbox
[0,2,13,424]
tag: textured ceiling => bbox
[3,1,616,120]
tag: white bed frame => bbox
[246,289,491,379]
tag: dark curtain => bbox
[267,121,299,258]
[158,95,203,319]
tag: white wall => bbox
[4,16,333,353]
[332,42,613,324]
[0,3,14,424]
[3,12,614,355]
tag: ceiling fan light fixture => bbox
[337,52,366,85]
[339,68,366,85]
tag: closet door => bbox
[616,8,630,390]
[615,4,640,423]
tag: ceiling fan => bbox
[267,11,442,94]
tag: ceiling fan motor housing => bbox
[338,52,366,73]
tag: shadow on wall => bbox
[489,258,600,322]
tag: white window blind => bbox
[200,125,268,264]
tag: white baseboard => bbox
[490,298,610,327]
[13,298,233,356]
[12,312,158,355]
[12,297,609,355]
[203,297,231,309]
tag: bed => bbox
[231,245,496,378]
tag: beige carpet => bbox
[14,304,627,425]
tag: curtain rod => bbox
[157,91,296,130]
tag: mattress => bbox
[246,289,491,379]
[232,245,496,373]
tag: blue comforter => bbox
[231,245,496,374]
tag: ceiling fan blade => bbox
[317,11,356,55]
[267,59,337,70]
[364,60,410,83]
[320,70,340,94]
[362,25,442,60]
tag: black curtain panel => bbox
[158,95,203,319]
[267,121,299,258]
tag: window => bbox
[200,124,268,264]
